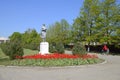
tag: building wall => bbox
[0,37,9,44]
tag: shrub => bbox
[49,43,57,53]
[1,40,24,60]
[55,42,64,54]
[72,42,87,56]
[49,43,65,54]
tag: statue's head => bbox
[43,24,45,26]
[42,24,47,31]
[41,24,47,40]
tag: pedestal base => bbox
[39,42,49,55]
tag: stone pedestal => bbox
[39,42,49,55]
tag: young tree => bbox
[60,19,71,45]
[9,32,22,42]
[22,28,41,50]
[72,17,87,42]
[46,19,71,45]
[1,39,24,60]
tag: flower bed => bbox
[17,53,98,59]
[12,53,102,67]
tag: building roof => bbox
[0,37,9,40]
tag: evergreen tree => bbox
[9,32,22,42]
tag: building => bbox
[0,37,9,44]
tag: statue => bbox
[39,24,49,54]
[41,24,47,42]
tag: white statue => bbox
[41,24,47,42]
[39,24,49,54]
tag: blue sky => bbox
[0,0,84,37]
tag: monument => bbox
[39,24,49,55]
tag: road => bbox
[0,54,120,80]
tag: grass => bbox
[0,48,8,58]
[23,48,39,56]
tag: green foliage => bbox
[72,17,87,42]
[24,43,39,50]
[9,29,41,50]
[72,43,87,56]
[49,42,64,53]
[72,0,120,49]
[8,58,102,66]
[46,19,71,45]
[0,40,24,60]
[49,43,57,53]
[55,42,65,54]
[9,32,22,42]
[22,29,41,50]
[98,0,119,44]
[113,27,120,46]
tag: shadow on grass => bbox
[0,58,9,61]
[0,58,11,66]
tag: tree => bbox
[98,0,120,44]
[46,19,71,45]
[72,0,120,51]
[9,32,22,42]
[22,28,41,50]
[1,40,24,60]
[72,17,87,42]
[73,0,101,51]
[46,22,60,43]
[60,19,71,45]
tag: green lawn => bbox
[0,48,39,58]
[23,48,39,56]
[0,48,8,58]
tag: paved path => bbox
[0,54,120,80]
